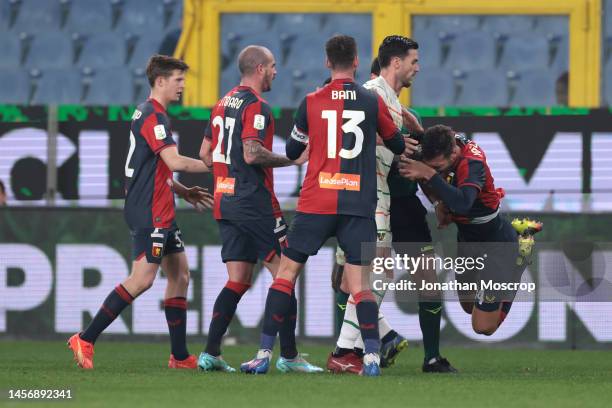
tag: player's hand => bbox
[402,136,419,157]
[435,202,452,229]
[293,144,310,166]
[376,134,384,146]
[184,186,214,212]
[402,108,424,133]
[398,157,436,181]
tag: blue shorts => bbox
[131,225,185,265]
[285,212,376,265]
[218,216,287,264]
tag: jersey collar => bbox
[149,98,167,113]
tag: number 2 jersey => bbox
[289,78,404,218]
[204,85,281,221]
[124,98,177,230]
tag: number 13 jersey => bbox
[291,78,401,218]
[204,85,281,221]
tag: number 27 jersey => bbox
[204,86,281,220]
[292,78,401,218]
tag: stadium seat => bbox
[226,32,282,65]
[273,13,325,37]
[411,16,430,33]
[0,69,30,104]
[481,15,536,35]
[284,34,328,70]
[221,13,275,36]
[25,31,73,70]
[78,32,126,69]
[116,0,165,35]
[412,29,441,69]
[31,68,82,105]
[534,16,568,38]
[64,0,113,35]
[0,33,21,69]
[550,34,569,76]
[410,68,455,106]
[13,0,62,33]
[499,35,548,71]
[0,0,11,31]
[511,69,556,106]
[324,14,372,38]
[84,68,133,106]
[166,1,183,30]
[264,69,293,107]
[455,69,508,106]
[129,34,164,69]
[219,67,241,96]
[427,15,480,36]
[446,30,495,71]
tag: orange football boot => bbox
[67,333,94,369]
[168,354,198,369]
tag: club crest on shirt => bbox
[154,124,167,140]
[253,114,265,130]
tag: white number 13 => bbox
[321,109,365,159]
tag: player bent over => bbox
[197,45,319,373]
[241,35,408,376]
[68,55,213,369]
[399,125,542,335]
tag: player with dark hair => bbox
[399,125,542,335]
[241,35,408,376]
[198,45,320,373]
[330,36,456,374]
[68,54,214,370]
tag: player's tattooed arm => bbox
[243,139,305,167]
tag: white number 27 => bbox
[212,116,235,164]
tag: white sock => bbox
[336,296,361,350]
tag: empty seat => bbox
[166,1,183,30]
[116,0,165,35]
[0,34,21,69]
[13,0,62,33]
[284,34,328,70]
[446,30,495,70]
[0,69,30,104]
[427,15,480,35]
[534,15,568,38]
[512,69,556,106]
[456,69,508,106]
[481,15,536,35]
[550,34,568,76]
[221,13,274,36]
[499,35,548,71]
[412,29,441,69]
[64,0,113,34]
[226,32,282,64]
[78,32,126,69]
[273,13,325,36]
[411,68,454,106]
[25,31,73,69]
[84,68,133,105]
[219,67,241,96]
[411,16,430,33]
[324,14,371,38]
[129,34,164,69]
[32,68,82,105]
[262,70,293,107]
[1,0,11,31]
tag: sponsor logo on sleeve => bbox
[254,114,265,130]
[290,126,309,143]
[154,124,167,140]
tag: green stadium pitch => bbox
[1,341,610,407]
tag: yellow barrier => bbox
[178,0,601,107]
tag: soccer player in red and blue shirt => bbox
[198,45,320,373]
[399,125,540,336]
[68,55,212,370]
[241,35,408,376]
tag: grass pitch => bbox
[1,340,611,407]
